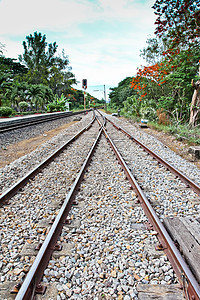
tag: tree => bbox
[0,73,12,107]
[152,0,200,126]
[0,56,28,106]
[131,44,199,123]
[27,84,53,110]
[6,81,29,109]
[123,95,142,117]
[109,77,136,109]
[152,0,200,44]
[140,37,168,64]
[19,32,76,96]
[19,101,29,112]
[0,56,27,76]
[48,50,76,96]
[189,68,200,126]
[0,33,76,111]
[0,42,5,55]
[19,32,57,85]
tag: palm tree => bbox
[39,84,54,109]
[27,84,44,110]
[27,84,53,110]
[6,81,28,110]
[0,73,12,106]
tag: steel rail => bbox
[0,110,91,134]
[15,127,103,300]
[0,112,72,133]
[95,111,107,127]
[106,117,200,196]
[0,116,96,204]
[101,125,200,300]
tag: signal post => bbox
[82,79,87,110]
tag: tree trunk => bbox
[189,66,200,127]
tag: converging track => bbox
[0,110,199,300]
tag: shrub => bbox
[0,106,14,117]
[123,96,142,117]
[47,94,68,112]
[19,101,29,112]
[47,103,57,112]
[140,106,157,121]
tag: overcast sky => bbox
[0,0,156,99]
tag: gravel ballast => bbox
[41,135,178,300]
[0,112,199,299]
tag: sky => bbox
[0,0,157,100]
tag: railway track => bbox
[0,110,199,299]
[0,111,88,134]
[104,114,200,196]
[0,114,96,204]
[0,111,94,193]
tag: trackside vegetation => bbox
[108,0,200,143]
[0,32,103,117]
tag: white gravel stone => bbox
[1,111,199,299]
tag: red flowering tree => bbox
[152,0,200,126]
[152,0,199,44]
[130,62,169,98]
[130,0,200,125]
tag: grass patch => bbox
[149,122,200,145]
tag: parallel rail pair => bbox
[1,111,200,299]
[0,110,90,134]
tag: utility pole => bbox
[104,85,107,112]
[94,85,107,112]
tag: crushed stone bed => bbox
[0,112,199,299]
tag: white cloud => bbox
[64,28,151,87]
[0,0,155,35]
[0,38,24,59]
[97,0,153,22]
[0,0,97,35]
[0,0,156,90]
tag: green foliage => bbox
[27,84,54,110]
[18,32,58,84]
[140,106,157,121]
[47,93,68,112]
[152,0,199,45]
[0,55,28,107]
[0,42,5,55]
[107,2,200,128]
[122,95,157,121]
[18,32,76,96]
[157,96,175,111]
[131,41,199,123]
[0,106,14,117]
[6,81,29,107]
[109,77,136,109]
[0,32,90,111]
[140,37,168,64]
[122,96,142,117]
[149,122,200,145]
[46,103,57,112]
[0,56,27,76]
[19,101,29,111]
